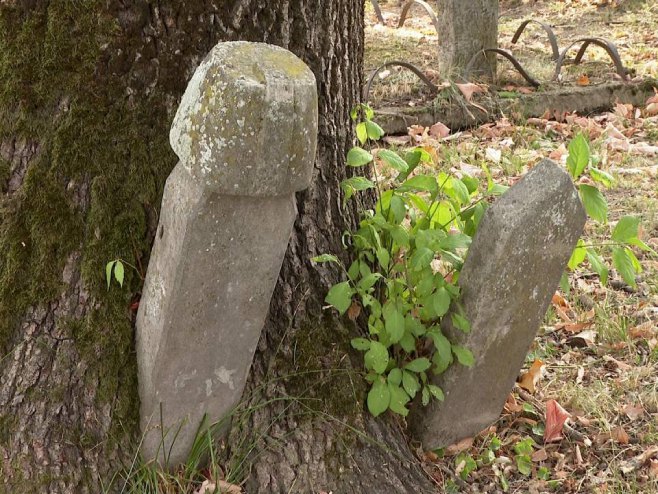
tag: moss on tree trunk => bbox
[0,1,433,492]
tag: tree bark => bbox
[0,1,434,492]
[436,0,499,77]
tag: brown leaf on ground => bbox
[505,392,524,413]
[611,426,630,445]
[518,359,545,394]
[577,74,590,86]
[445,436,474,456]
[544,399,571,443]
[621,403,645,421]
[532,448,548,462]
[620,446,658,474]
[649,459,658,479]
[552,292,570,308]
[429,122,450,138]
[195,480,242,494]
[559,321,595,334]
[455,82,487,102]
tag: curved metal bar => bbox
[511,19,560,61]
[370,0,385,24]
[398,0,440,34]
[464,48,541,87]
[553,37,629,81]
[363,60,439,103]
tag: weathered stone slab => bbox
[410,159,586,449]
[136,41,318,465]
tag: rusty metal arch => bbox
[370,0,385,24]
[364,60,439,103]
[398,0,440,34]
[553,37,629,81]
[511,19,560,61]
[464,48,541,87]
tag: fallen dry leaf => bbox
[611,426,630,445]
[620,446,658,474]
[650,459,658,479]
[429,121,450,138]
[552,292,569,308]
[455,82,487,102]
[544,399,571,443]
[621,403,645,421]
[577,74,590,86]
[532,448,548,462]
[518,359,545,394]
[195,479,242,494]
[504,392,524,413]
[485,147,502,163]
[445,436,474,456]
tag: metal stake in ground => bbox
[136,41,318,466]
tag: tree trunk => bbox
[0,1,433,492]
[436,0,499,77]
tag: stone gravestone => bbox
[411,159,586,449]
[136,42,318,465]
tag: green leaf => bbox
[376,248,390,270]
[311,254,340,264]
[341,176,375,192]
[389,195,406,224]
[612,216,640,243]
[383,302,405,343]
[451,313,471,333]
[430,330,453,373]
[348,260,361,280]
[356,122,368,145]
[590,167,614,188]
[560,271,570,294]
[325,281,353,314]
[586,249,608,285]
[612,246,637,287]
[114,260,124,287]
[406,316,426,337]
[405,358,431,373]
[567,134,590,179]
[399,175,439,196]
[432,287,451,317]
[515,455,532,476]
[410,247,434,271]
[422,386,430,406]
[448,177,470,205]
[358,272,382,291]
[402,370,420,398]
[537,466,550,481]
[568,239,587,271]
[452,345,475,367]
[387,367,402,386]
[351,338,372,351]
[365,341,389,374]
[514,438,534,456]
[347,147,373,167]
[366,120,385,140]
[387,383,410,416]
[390,226,410,247]
[579,184,608,223]
[427,384,444,401]
[367,379,390,417]
[439,233,471,250]
[416,229,447,251]
[378,149,408,172]
[106,261,115,290]
[399,331,416,353]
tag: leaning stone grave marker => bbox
[136,41,318,465]
[411,159,586,449]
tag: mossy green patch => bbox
[0,0,176,479]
